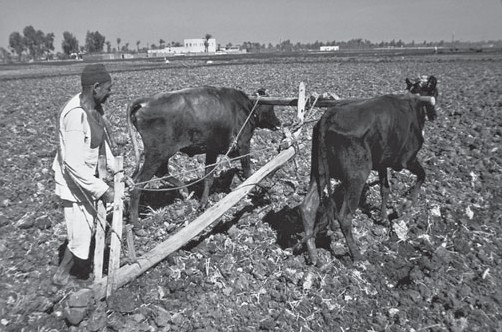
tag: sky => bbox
[1,0,501,52]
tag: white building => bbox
[320,45,339,51]
[184,38,216,53]
[148,38,217,57]
[219,45,246,54]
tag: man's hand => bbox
[101,187,115,204]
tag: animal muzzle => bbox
[416,96,437,121]
[425,104,437,121]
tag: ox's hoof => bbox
[52,272,70,286]
[351,252,364,262]
[292,242,304,255]
[306,252,319,267]
[133,228,148,237]
[198,200,210,211]
[377,214,390,227]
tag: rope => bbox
[133,96,262,192]
[135,146,276,192]
[130,91,328,193]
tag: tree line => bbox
[3,25,501,62]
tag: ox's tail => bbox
[127,98,146,177]
[313,116,336,231]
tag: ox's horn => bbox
[417,96,436,106]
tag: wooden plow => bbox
[64,82,343,323]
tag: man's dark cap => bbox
[81,64,111,87]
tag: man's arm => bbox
[62,110,109,200]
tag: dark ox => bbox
[127,86,280,228]
[299,76,438,264]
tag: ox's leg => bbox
[238,142,251,179]
[378,168,390,223]
[129,153,165,231]
[337,178,367,261]
[200,152,218,208]
[299,180,321,265]
[158,160,189,199]
[406,158,425,205]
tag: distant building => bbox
[148,46,186,57]
[148,38,217,57]
[184,38,216,53]
[219,45,247,54]
[320,45,339,52]
[82,52,145,61]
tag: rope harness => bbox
[130,92,325,193]
[132,95,262,192]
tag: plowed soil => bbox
[1,52,501,331]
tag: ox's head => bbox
[406,75,438,121]
[254,88,281,130]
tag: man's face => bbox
[94,80,113,104]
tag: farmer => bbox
[52,63,116,285]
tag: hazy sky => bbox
[1,0,501,51]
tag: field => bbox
[1,52,501,331]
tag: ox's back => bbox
[322,94,427,172]
[131,86,254,157]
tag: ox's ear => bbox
[405,78,413,90]
[257,88,268,96]
[426,76,437,91]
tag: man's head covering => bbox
[81,64,111,87]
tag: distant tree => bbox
[9,31,25,60]
[159,39,165,49]
[22,26,38,57]
[121,42,129,52]
[85,30,106,53]
[8,26,54,60]
[42,33,55,57]
[105,41,112,53]
[117,37,121,52]
[0,47,12,62]
[62,31,79,55]
[279,39,293,52]
[204,33,212,52]
[21,26,54,59]
[242,41,263,53]
[136,40,140,52]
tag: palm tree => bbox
[204,34,212,53]
[159,39,165,49]
[116,37,121,52]
[136,40,140,52]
